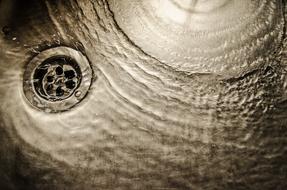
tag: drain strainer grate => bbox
[23,47,93,112]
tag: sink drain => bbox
[23,47,93,112]
[33,56,81,101]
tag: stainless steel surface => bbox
[0,0,286,189]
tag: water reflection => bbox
[0,0,286,189]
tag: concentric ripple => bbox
[170,0,230,13]
[0,0,287,189]
[109,0,285,76]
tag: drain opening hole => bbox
[64,70,76,79]
[32,56,82,101]
[66,80,76,89]
[55,66,63,75]
[47,76,54,83]
[56,86,64,96]
[23,47,93,112]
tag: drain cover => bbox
[23,47,93,112]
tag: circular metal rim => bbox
[34,55,82,101]
[23,47,93,113]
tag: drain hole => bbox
[66,80,76,89]
[56,66,63,75]
[56,86,65,97]
[23,46,93,112]
[64,70,76,79]
[33,56,81,101]
[47,76,54,83]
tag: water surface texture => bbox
[0,0,287,189]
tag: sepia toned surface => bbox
[0,0,287,189]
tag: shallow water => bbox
[0,0,287,189]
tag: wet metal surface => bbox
[0,0,287,189]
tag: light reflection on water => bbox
[0,0,286,189]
